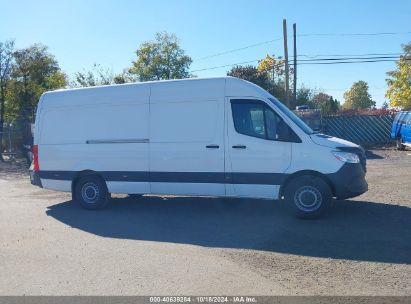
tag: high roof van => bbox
[391,111,411,150]
[30,77,367,218]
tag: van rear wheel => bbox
[74,175,110,210]
[285,175,332,219]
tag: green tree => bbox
[326,97,340,114]
[257,54,294,105]
[0,40,15,160]
[257,54,286,80]
[71,64,131,87]
[295,86,315,109]
[227,65,287,104]
[129,32,192,81]
[312,92,339,115]
[343,81,375,109]
[7,44,67,123]
[227,65,271,89]
[113,73,131,84]
[381,100,389,109]
[386,42,411,109]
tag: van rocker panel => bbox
[35,167,367,200]
[37,171,288,185]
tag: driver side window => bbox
[264,107,281,140]
[231,100,300,142]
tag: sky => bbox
[1,0,411,107]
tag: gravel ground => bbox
[0,148,410,295]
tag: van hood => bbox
[310,133,359,149]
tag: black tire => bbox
[74,175,110,210]
[285,175,332,219]
[396,137,405,150]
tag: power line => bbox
[297,56,400,62]
[194,37,283,61]
[190,56,408,72]
[193,31,411,62]
[295,52,402,58]
[326,86,387,91]
[298,59,407,65]
[191,59,260,72]
[298,31,411,37]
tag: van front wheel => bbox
[74,175,110,210]
[285,176,332,219]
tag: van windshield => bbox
[268,97,314,135]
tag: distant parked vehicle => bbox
[391,111,411,150]
[296,105,309,111]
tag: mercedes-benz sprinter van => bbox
[30,77,367,218]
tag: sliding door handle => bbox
[232,145,246,149]
[206,144,220,149]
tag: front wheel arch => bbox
[279,170,336,199]
[284,174,333,219]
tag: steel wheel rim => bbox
[81,182,100,204]
[294,186,322,212]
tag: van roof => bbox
[395,111,411,117]
[50,76,232,93]
[40,77,272,109]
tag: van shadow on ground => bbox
[365,150,385,159]
[46,196,411,264]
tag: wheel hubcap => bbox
[294,186,322,212]
[81,182,100,204]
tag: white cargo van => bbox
[30,77,367,218]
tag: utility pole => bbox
[293,23,297,105]
[283,19,290,108]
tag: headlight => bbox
[332,151,360,163]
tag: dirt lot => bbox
[0,148,410,295]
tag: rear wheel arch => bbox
[72,171,110,210]
[279,170,336,199]
[71,170,106,197]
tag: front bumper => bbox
[327,162,368,199]
[30,170,43,188]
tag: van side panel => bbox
[149,79,226,196]
[40,103,148,145]
[38,84,150,193]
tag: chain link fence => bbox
[1,122,33,157]
[323,114,395,146]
